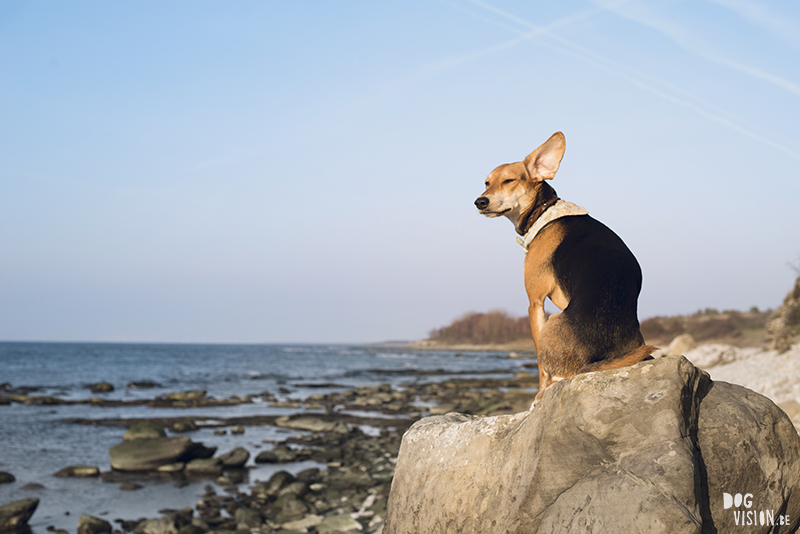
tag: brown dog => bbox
[475,132,656,403]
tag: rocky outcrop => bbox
[385,356,800,534]
[767,275,800,352]
[0,498,39,532]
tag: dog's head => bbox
[475,132,565,234]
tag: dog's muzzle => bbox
[475,196,489,210]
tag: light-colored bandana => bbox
[516,200,589,253]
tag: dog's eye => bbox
[502,178,515,184]
[484,182,489,187]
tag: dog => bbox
[475,131,656,403]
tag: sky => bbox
[1,1,799,344]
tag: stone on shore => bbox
[317,514,363,533]
[275,414,338,432]
[109,436,215,472]
[88,382,114,394]
[385,356,800,534]
[0,498,39,532]
[218,447,249,468]
[123,422,166,441]
[133,513,190,534]
[77,514,111,534]
[53,465,100,478]
[0,473,14,484]
[184,458,222,475]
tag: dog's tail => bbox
[579,344,659,374]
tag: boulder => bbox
[123,422,166,441]
[218,447,249,468]
[54,465,100,478]
[385,356,800,534]
[109,437,216,471]
[77,515,111,534]
[0,498,39,532]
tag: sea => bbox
[0,342,534,531]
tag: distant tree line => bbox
[428,310,532,345]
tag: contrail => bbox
[461,0,800,160]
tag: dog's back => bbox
[535,214,648,378]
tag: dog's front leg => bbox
[528,302,551,406]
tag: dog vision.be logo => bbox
[723,492,791,527]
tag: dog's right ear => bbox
[523,132,566,181]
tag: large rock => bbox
[109,437,216,471]
[385,356,800,534]
[0,498,39,531]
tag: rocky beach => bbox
[0,343,539,534]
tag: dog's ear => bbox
[523,132,566,181]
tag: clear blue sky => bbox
[1,1,798,343]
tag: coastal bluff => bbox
[385,356,800,534]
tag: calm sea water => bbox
[0,342,532,531]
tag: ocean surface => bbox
[0,342,534,531]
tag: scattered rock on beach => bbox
[0,498,39,532]
[109,437,215,472]
[218,447,249,468]
[77,514,111,534]
[53,465,100,478]
[184,458,222,476]
[163,390,206,402]
[0,472,14,484]
[123,422,166,441]
[170,421,197,433]
[665,332,696,356]
[87,382,114,394]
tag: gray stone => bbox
[384,356,800,534]
[109,437,215,471]
[123,421,166,441]
[88,382,114,394]
[164,390,206,401]
[317,514,363,533]
[184,458,222,475]
[275,415,337,432]
[171,421,198,433]
[233,507,261,529]
[0,498,39,531]
[218,447,249,468]
[54,465,100,478]
[273,493,310,524]
[133,514,190,534]
[77,514,111,534]
[254,445,296,463]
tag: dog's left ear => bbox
[524,132,566,181]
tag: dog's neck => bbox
[516,199,589,252]
[515,182,560,236]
